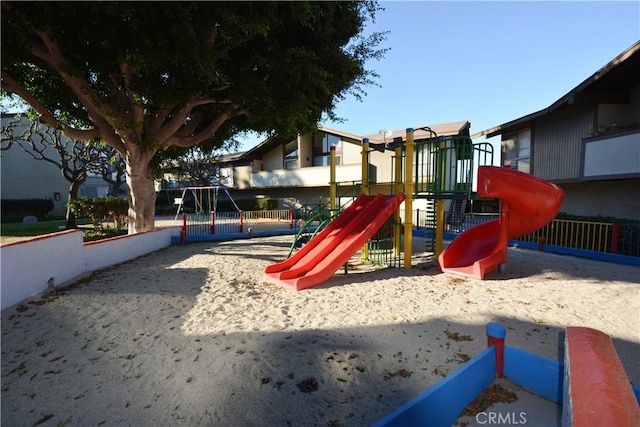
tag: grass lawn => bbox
[0,219,125,244]
[1,220,69,238]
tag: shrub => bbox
[69,196,128,231]
[255,198,278,211]
[1,198,55,222]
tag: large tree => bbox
[1,1,386,233]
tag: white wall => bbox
[0,226,181,311]
[341,140,363,164]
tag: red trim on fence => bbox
[610,223,620,254]
[239,211,244,233]
[83,226,182,246]
[289,210,294,229]
[210,212,215,235]
[0,229,81,247]
[565,327,640,427]
[538,236,546,251]
[181,213,187,244]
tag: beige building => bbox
[206,121,475,214]
[1,114,115,218]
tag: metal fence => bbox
[517,219,611,253]
[612,223,640,257]
[417,211,639,258]
[180,208,639,259]
[181,210,295,237]
[367,219,402,268]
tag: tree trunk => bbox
[65,180,83,229]
[125,149,157,234]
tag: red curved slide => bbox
[265,192,405,290]
[438,166,564,279]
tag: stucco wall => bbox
[0,226,181,311]
[262,145,283,170]
[557,179,640,220]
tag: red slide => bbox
[438,166,564,279]
[264,192,406,291]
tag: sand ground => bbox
[1,235,638,427]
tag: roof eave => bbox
[476,40,640,138]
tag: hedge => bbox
[1,198,54,222]
[68,196,128,231]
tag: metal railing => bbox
[367,218,402,268]
[518,219,611,253]
[181,207,639,259]
[294,181,361,222]
[418,212,639,258]
[181,210,295,237]
[242,210,294,230]
[414,137,494,197]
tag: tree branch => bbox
[149,106,173,134]
[27,28,128,145]
[161,105,250,149]
[148,90,237,145]
[1,71,108,143]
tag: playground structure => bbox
[265,126,565,288]
[374,323,640,426]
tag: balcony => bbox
[582,129,640,179]
[250,163,363,188]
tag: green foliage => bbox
[254,198,278,211]
[556,212,640,225]
[1,198,54,222]
[68,196,128,232]
[0,220,68,239]
[2,2,387,153]
[2,2,386,230]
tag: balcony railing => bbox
[582,129,640,179]
[250,164,362,188]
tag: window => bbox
[80,185,109,198]
[313,133,342,166]
[284,140,298,169]
[503,128,531,173]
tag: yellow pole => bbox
[394,144,402,256]
[403,128,414,268]
[434,139,446,259]
[361,138,369,196]
[330,146,337,215]
[361,138,370,260]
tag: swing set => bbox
[173,186,241,220]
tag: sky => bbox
[237,0,640,152]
